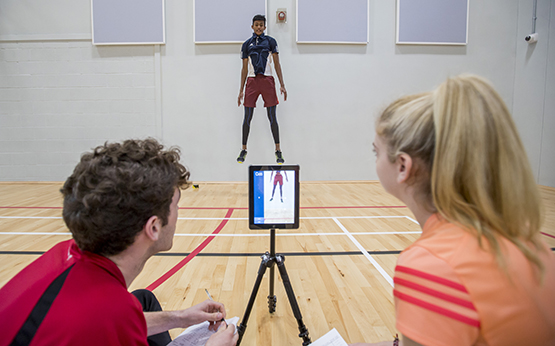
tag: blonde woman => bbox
[353,75,555,346]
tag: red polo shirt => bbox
[0,239,148,346]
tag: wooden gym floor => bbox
[1,182,554,345]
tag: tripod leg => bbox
[237,253,271,346]
[275,255,312,346]
[268,228,277,313]
[268,265,277,313]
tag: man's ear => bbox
[143,215,161,241]
[396,153,413,184]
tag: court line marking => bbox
[2,208,553,292]
[541,232,555,240]
[333,217,394,287]
[0,231,422,236]
[0,215,412,221]
[5,215,554,241]
[5,229,554,241]
[0,205,408,210]
[4,248,555,257]
[145,208,234,292]
[0,216,422,237]
[172,231,422,236]
[0,250,404,256]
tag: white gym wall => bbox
[0,0,553,187]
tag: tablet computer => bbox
[249,165,300,229]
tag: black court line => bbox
[1,248,554,257]
[0,251,46,255]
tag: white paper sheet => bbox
[309,328,349,346]
[167,317,239,346]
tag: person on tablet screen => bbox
[269,170,288,202]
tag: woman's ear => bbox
[396,153,413,184]
[143,215,162,241]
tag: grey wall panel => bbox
[0,0,90,40]
[92,0,165,45]
[194,0,266,43]
[296,0,368,44]
[397,0,468,45]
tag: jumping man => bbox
[237,14,287,164]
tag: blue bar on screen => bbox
[253,170,265,224]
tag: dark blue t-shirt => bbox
[241,33,278,77]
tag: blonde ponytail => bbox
[376,74,545,276]
[431,75,544,274]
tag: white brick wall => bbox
[0,41,158,181]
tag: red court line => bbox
[145,208,234,292]
[541,232,555,240]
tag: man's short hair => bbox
[61,138,190,256]
[252,14,266,24]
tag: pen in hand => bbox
[205,289,228,327]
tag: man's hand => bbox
[238,91,244,106]
[280,86,287,101]
[206,324,239,346]
[177,299,227,331]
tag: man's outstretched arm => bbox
[238,58,249,106]
[273,53,287,101]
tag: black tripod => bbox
[236,229,311,346]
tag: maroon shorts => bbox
[244,75,279,108]
[274,174,283,186]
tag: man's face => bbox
[158,188,180,252]
[252,20,266,36]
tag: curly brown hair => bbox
[61,138,190,256]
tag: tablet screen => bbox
[249,165,300,229]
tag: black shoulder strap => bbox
[9,264,75,346]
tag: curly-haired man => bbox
[0,139,238,346]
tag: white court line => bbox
[173,231,421,237]
[0,215,411,221]
[0,231,422,237]
[333,217,394,287]
[404,216,419,224]
[176,216,410,221]
[0,215,421,239]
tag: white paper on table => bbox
[309,328,349,346]
[166,316,240,346]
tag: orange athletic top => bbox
[394,213,555,346]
